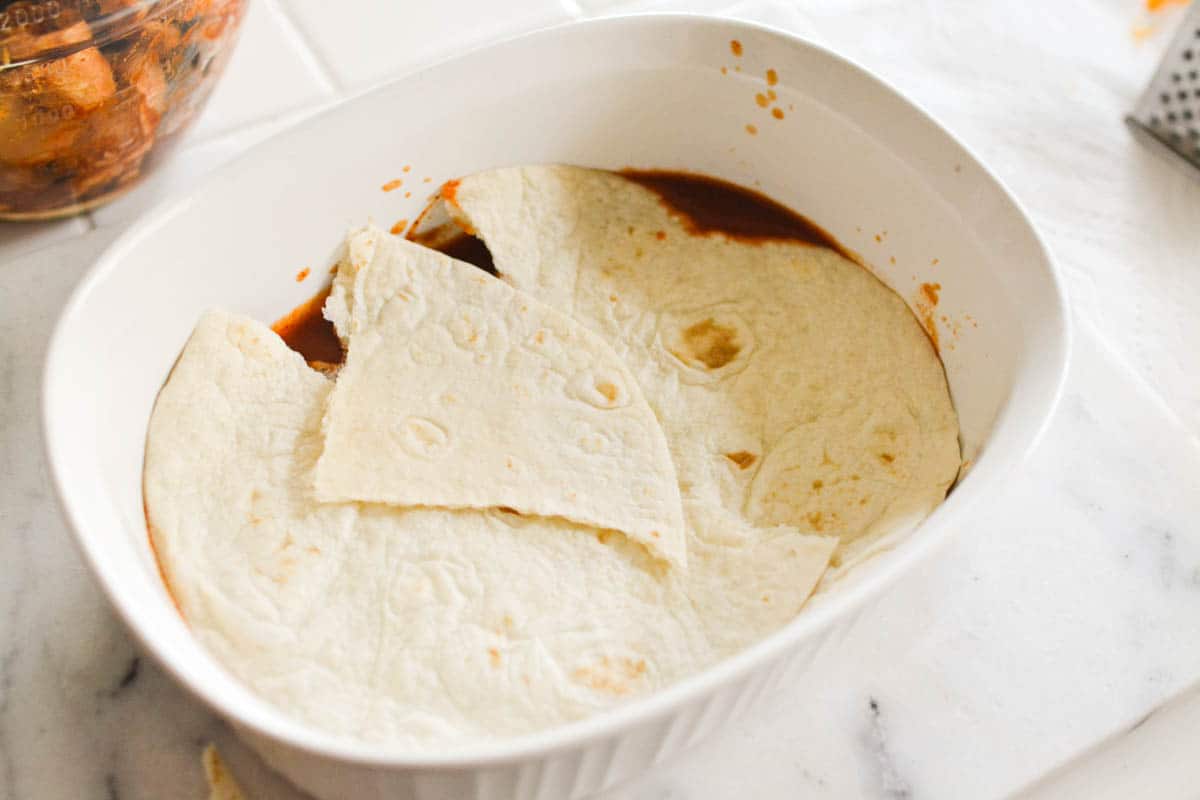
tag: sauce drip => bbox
[271,286,342,365]
[273,170,853,365]
[621,169,851,258]
[437,233,497,275]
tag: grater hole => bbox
[1191,70,1199,80]
[1186,110,1195,121]
[1172,72,1183,83]
[1180,91,1191,101]
[1168,111,1179,122]
[1190,129,1200,140]
[1162,92,1173,103]
[1151,114,1163,126]
[1194,89,1200,98]
[1186,49,1195,61]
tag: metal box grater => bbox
[1127,3,1200,176]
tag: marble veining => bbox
[863,699,911,800]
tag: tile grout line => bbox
[263,0,348,96]
[182,98,335,152]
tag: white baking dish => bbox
[42,14,1069,800]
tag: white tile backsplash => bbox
[91,104,335,228]
[276,0,573,89]
[186,0,337,143]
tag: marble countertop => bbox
[3,1,1200,798]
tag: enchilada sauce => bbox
[272,171,846,365]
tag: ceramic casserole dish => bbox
[42,14,1069,800]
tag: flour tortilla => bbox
[202,745,248,800]
[142,162,928,748]
[315,228,686,567]
[147,311,827,749]
[439,165,960,566]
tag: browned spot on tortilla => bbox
[596,381,619,402]
[534,330,546,344]
[725,451,758,469]
[806,511,825,531]
[771,107,784,120]
[381,178,402,192]
[307,546,321,555]
[655,230,667,240]
[389,218,409,235]
[573,656,648,696]
[767,89,777,101]
[294,267,310,282]
[880,453,896,464]
[730,39,743,56]
[755,93,769,107]
[921,282,941,305]
[811,479,823,490]
[821,450,836,467]
[745,123,758,135]
[402,165,412,173]
[675,318,740,369]
[766,68,778,85]
[497,506,520,515]
[488,648,502,667]
[650,530,661,538]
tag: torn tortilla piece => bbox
[316,227,687,568]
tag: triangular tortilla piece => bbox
[314,226,687,568]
